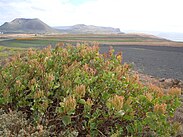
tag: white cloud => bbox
[0,0,183,33]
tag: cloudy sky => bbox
[0,0,183,33]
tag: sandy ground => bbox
[100,45,183,80]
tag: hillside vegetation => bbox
[0,43,181,136]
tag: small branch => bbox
[0,71,7,83]
[97,129,107,137]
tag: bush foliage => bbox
[0,43,181,136]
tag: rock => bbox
[164,78,174,88]
[159,78,165,82]
[173,79,180,85]
[178,81,183,90]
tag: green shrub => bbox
[0,43,181,136]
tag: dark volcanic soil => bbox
[100,45,183,80]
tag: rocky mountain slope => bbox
[0,18,58,34]
[55,24,123,34]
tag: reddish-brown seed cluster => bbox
[63,96,77,113]
[168,87,181,96]
[74,84,86,99]
[107,95,124,111]
[154,103,167,114]
[83,63,97,76]
[148,84,164,97]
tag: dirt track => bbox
[100,45,183,80]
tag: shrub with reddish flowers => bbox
[0,43,181,136]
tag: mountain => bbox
[0,18,122,34]
[55,24,123,34]
[0,18,58,34]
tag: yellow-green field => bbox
[1,33,183,49]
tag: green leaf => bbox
[53,83,60,89]
[116,110,125,117]
[62,115,71,126]
[31,85,35,91]
[102,92,110,100]
[90,121,97,130]
[123,114,133,121]
[78,99,85,104]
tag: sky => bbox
[0,0,183,35]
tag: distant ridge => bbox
[0,18,58,34]
[55,24,123,34]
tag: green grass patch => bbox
[0,39,60,48]
[0,46,26,64]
